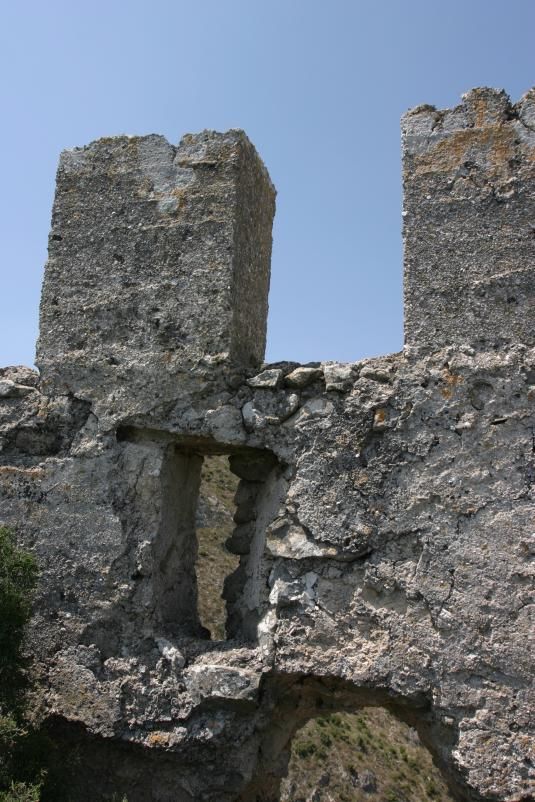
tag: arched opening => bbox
[281,708,453,802]
[238,677,462,802]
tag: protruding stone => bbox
[184,665,260,704]
[205,405,245,444]
[359,365,393,384]
[247,368,283,389]
[156,637,185,671]
[242,392,300,430]
[323,363,355,392]
[0,379,35,398]
[284,366,323,388]
[0,366,40,388]
[266,522,338,559]
[518,87,535,130]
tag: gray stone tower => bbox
[37,131,275,412]
[403,87,535,353]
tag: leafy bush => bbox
[294,740,317,759]
[0,527,42,801]
[0,527,38,708]
[0,780,41,802]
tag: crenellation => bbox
[403,87,535,357]
[37,129,275,414]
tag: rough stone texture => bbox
[37,130,275,419]
[0,90,534,802]
[403,86,535,355]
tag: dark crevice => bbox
[0,395,91,464]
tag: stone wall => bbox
[0,88,534,802]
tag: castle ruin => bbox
[0,87,534,801]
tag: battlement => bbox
[403,86,535,354]
[36,89,535,398]
[37,130,275,408]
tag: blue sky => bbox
[1,1,534,368]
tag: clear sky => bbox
[1,1,534,368]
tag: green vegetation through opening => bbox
[196,455,240,639]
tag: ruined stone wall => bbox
[0,88,533,802]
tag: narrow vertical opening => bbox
[146,436,281,642]
[113,428,283,646]
[153,447,205,637]
[194,448,282,641]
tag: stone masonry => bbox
[0,88,534,801]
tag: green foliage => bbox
[294,740,317,759]
[0,527,42,800]
[0,781,41,802]
[319,731,332,747]
[0,527,38,711]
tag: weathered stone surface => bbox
[284,366,323,388]
[403,86,535,355]
[247,368,283,389]
[37,130,276,421]
[242,390,300,431]
[0,375,35,398]
[0,88,534,802]
[323,361,357,391]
